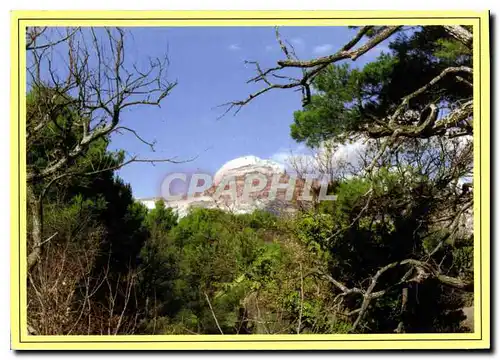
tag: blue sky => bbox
[106,26,387,198]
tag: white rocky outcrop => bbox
[138,156,293,218]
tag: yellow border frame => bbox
[11,10,490,350]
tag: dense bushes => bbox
[28,171,472,334]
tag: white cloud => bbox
[270,144,309,167]
[313,43,334,55]
[270,151,290,165]
[270,139,370,176]
[265,45,274,52]
[228,44,241,51]
[329,139,367,165]
[290,37,305,48]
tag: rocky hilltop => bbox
[139,156,318,218]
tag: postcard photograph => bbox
[10,11,490,350]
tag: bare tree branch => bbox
[222,26,402,115]
[204,292,224,335]
[318,254,473,333]
[27,27,178,184]
[278,26,401,68]
[26,27,80,51]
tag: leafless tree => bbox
[26,27,182,273]
[25,27,185,335]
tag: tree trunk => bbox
[395,286,409,333]
[27,187,43,272]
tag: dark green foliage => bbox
[290,26,472,146]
